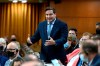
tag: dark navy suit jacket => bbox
[30,19,68,63]
[90,55,100,66]
[0,55,8,66]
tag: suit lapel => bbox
[50,19,58,37]
[43,21,48,39]
[43,19,59,38]
[91,55,99,65]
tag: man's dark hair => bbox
[82,40,98,55]
[69,28,78,36]
[45,7,56,13]
[69,28,77,32]
[96,22,100,26]
[91,34,100,40]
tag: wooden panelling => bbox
[50,0,100,38]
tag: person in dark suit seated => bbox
[96,22,100,35]
[64,28,79,55]
[66,32,92,66]
[4,42,23,66]
[80,39,100,66]
[0,38,8,66]
[27,6,68,65]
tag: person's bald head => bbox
[7,42,18,50]
[6,42,19,58]
[21,60,44,66]
[11,35,17,41]
[11,35,16,38]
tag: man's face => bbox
[79,35,90,47]
[68,30,76,37]
[6,48,17,55]
[81,36,90,41]
[45,10,56,22]
[6,44,18,57]
[80,45,89,62]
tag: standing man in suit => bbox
[27,7,68,64]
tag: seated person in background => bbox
[64,36,77,54]
[80,39,100,66]
[4,36,9,45]
[64,28,79,54]
[4,42,23,66]
[21,54,44,66]
[10,35,20,50]
[0,38,7,55]
[10,35,25,57]
[66,32,92,66]
[0,38,8,66]
[96,22,100,35]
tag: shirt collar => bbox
[47,18,56,25]
[88,58,93,66]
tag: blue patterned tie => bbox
[47,22,52,39]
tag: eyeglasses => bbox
[6,49,16,51]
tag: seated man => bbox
[10,35,20,50]
[64,28,79,54]
[0,38,8,66]
[80,39,100,66]
[4,42,23,66]
[64,36,77,54]
[66,32,92,66]
[96,22,100,35]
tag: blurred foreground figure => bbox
[80,39,100,66]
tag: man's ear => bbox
[84,49,89,56]
[16,49,18,52]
